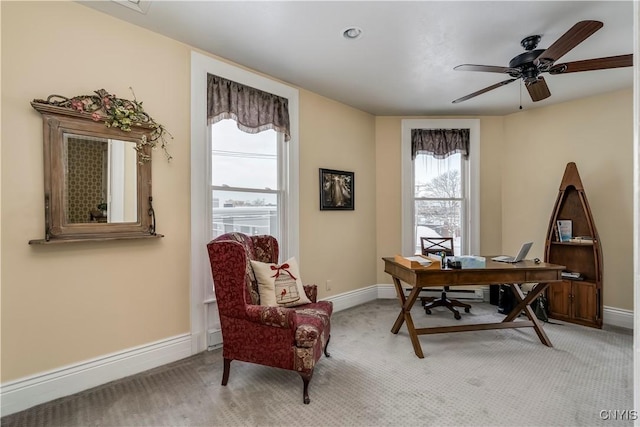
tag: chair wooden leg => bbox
[300,372,312,404]
[323,335,331,358]
[221,358,231,386]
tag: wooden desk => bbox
[383,257,565,358]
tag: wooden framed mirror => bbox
[29,95,164,244]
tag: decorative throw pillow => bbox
[250,257,312,307]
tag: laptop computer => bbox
[491,242,533,263]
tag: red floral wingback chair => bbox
[207,232,333,404]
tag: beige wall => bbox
[0,1,634,386]
[374,117,403,283]
[1,1,192,381]
[0,1,377,382]
[298,91,377,296]
[373,91,634,310]
[502,90,634,310]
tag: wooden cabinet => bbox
[546,279,599,325]
[544,162,603,328]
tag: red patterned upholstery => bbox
[207,232,332,404]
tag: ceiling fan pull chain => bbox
[519,80,523,110]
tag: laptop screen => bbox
[514,242,533,261]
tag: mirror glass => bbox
[64,133,138,224]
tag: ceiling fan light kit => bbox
[452,20,633,105]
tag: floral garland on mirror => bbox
[33,88,172,162]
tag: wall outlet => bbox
[325,279,332,291]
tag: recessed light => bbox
[342,27,363,40]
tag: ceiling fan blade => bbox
[454,64,520,74]
[549,54,633,75]
[535,20,603,65]
[452,78,517,104]
[526,77,551,102]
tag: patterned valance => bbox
[411,128,469,160]
[207,74,291,141]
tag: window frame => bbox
[190,51,299,353]
[401,119,480,256]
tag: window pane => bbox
[212,190,278,238]
[211,119,277,189]
[414,153,461,198]
[415,200,462,254]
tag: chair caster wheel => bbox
[425,309,432,315]
[464,307,470,313]
[454,312,461,320]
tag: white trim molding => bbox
[0,334,191,417]
[603,306,634,330]
[325,285,380,313]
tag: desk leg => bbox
[503,283,553,347]
[390,277,425,358]
[390,277,407,333]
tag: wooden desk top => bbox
[383,256,565,287]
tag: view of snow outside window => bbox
[414,152,463,255]
[211,119,280,240]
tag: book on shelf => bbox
[568,236,594,244]
[556,220,572,242]
[561,270,584,280]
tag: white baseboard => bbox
[603,306,634,329]
[2,287,632,417]
[0,334,192,417]
[324,285,380,312]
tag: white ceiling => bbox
[79,1,635,116]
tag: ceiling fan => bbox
[452,20,633,104]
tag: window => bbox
[191,52,299,353]
[401,119,480,256]
[414,152,465,254]
[210,120,284,240]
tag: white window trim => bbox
[190,51,299,353]
[401,119,480,256]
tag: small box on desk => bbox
[394,254,441,269]
[452,255,486,269]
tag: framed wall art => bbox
[319,168,354,211]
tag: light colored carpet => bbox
[1,300,633,426]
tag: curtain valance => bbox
[207,74,291,141]
[411,128,469,160]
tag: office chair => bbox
[419,237,471,320]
